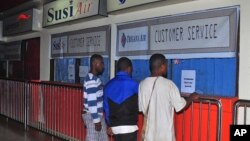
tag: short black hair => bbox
[117,57,132,71]
[90,54,103,67]
[149,54,166,73]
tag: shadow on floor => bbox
[0,115,64,141]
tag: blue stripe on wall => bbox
[131,60,150,82]
[54,57,237,97]
[55,58,76,83]
[170,58,237,97]
[129,58,237,97]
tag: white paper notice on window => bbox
[79,66,89,77]
[181,70,196,93]
[68,64,75,80]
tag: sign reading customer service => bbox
[118,26,148,52]
[116,7,238,57]
[68,31,106,53]
[51,25,110,58]
[43,0,107,26]
[151,16,229,50]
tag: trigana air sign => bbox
[108,0,165,12]
[118,26,148,52]
[43,0,107,26]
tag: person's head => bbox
[117,57,133,75]
[149,53,167,76]
[90,54,104,76]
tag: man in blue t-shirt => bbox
[104,57,139,141]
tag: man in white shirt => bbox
[139,53,198,141]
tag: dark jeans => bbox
[114,131,137,141]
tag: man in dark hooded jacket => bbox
[104,57,139,141]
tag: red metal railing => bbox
[175,96,222,141]
[233,99,250,125]
[0,79,225,141]
[27,81,85,140]
[0,79,26,123]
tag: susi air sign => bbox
[43,0,107,26]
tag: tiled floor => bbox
[0,115,64,141]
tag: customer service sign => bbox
[51,25,110,58]
[150,16,229,51]
[116,7,238,57]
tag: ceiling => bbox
[0,0,30,13]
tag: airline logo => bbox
[118,0,126,4]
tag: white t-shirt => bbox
[139,76,186,141]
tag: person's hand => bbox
[107,127,113,136]
[95,122,102,131]
[190,92,199,101]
